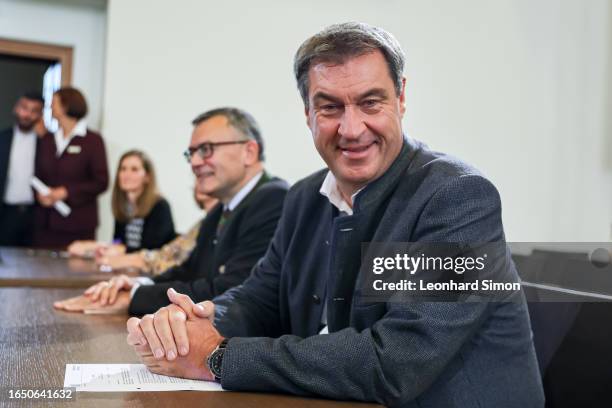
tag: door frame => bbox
[0,37,73,85]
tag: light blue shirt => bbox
[226,171,263,211]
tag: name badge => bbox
[67,145,81,154]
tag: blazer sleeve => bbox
[127,247,199,315]
[0,128,13,199]
[128,185,287,315]
[141,198,176,249]
[63,133,109,207]
[218,175,507,407]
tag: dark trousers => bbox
[0,203,35,247]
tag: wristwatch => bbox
[207,338,228,381]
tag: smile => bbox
[339,142,377,159]
[195,170,215,178]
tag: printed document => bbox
[64,364,224,392]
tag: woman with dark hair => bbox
[33,87,109,248]
[69,150,176,256]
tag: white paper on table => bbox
[63,364,224,392]
[30,176,72,217]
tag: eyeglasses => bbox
[183,140,249,162]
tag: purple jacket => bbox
[34,130,109,233]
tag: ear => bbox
[244,140,259,165]
[304,105,312,130]
[399,77,407,116]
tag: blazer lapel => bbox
[328,139,419,331]
[216,171,272,240]
[0,128,15,199]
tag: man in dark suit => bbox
[54,107,289,317]
[127,23,544,407]
[0,92,44,246]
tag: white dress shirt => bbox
[54,119,87,156]
[318,170,363,216]
[4,126,37,204]
[225,171,263,211]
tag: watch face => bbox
[207,339,228,381]
[209,348,224,379]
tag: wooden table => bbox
[0,247,134,288]
[0,288,383,407]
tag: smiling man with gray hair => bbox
[126,22,544,407]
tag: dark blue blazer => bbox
[0,127,17,201]
[128,173,289,315]
[213,137,544,407]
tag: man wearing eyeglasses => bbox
[54,107,289,316]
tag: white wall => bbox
[101,0,610,242]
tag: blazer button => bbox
[312,294,321,304]
[219,265,225,274]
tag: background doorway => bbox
[0,38,72,132]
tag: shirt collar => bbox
[225,171,264,211]
[56,119,88,140]
[319,171,362,216]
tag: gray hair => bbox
[293,22,406,109]
[192,107,265,161]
